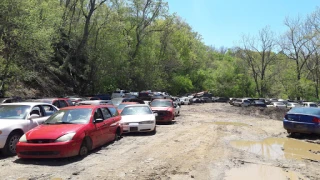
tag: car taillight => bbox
[312,117,320,123]
[284,114,288,119]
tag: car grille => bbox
[153,110,167,117]
[27,139,55,143]
[19,151,60,156]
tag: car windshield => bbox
[117,104,132,110]
[111,98,124,106]
[121,106,152,116]
[309,104,318,107]
[0,105,30,119]
[288,107,320,116]
[150,100,172,107]
[44,108,92,124]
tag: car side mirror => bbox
[94,118,104,123]
[28,114,40,120]
[154,113,158,117]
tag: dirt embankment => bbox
[0,103,319,180]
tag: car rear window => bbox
[288,107,320,116]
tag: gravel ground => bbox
[0,103,319,180]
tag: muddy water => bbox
[212,121,249,126]
[225,164,306,180]
[230,137,320,161]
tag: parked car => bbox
[150,99,175,124]
[283,107,320,135]
[192,98,203,103]
[173,102,180,116]
[302,102,318,108]
[0,102,58,155]
[179,97,191,105]
[77,100,112,105]
[120,104,156,134]
[200,97,212,103]
[111,90,130,99]
[267,102,287,108]
[251,100,267,107]
[117,102,139,114]
[233,99,251,107]
[33,98,72,108]
[286,102,302,109]
[89,94,111,100]
[16,105,122,158]
[0,97,23,104]
[138,91,153,101]
[213,97,229,103]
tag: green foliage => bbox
[0,0,319,101]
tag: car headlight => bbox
[140,121,154,124]
[19,134,27,142]
[55,132,76,142]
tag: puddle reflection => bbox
[230,137,320,161]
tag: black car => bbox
[252,100,267,107]
[213,97,229,103]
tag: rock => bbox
[191,175,195,178]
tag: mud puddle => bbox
[212,121,250,126]
[230,137,320,161]
[225,164,307,180]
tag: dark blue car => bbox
[283,107,320,135]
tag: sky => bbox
[166,0,319,48]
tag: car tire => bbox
[2,132,22,156]
[79,141,89,157]
[114,129,121,141]
[150,126,156,135]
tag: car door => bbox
[100,107,115,142]
[93,108,109,145]
[28,105,50,130]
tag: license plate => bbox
[294,124,306,129]
[130,127,138,132]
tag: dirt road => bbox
[1,103,319,180]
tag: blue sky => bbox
[166,0,319,48]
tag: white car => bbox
[120,104,156,134]
[0,102,58,155]
[302,102,318,108]
[286,102,302,109]
[267,102,287,108]
[179,97,190,105]
[173,102,180,116]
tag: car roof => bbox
[152,99,172,101]
[120,102,139,105]
[61,104,115,110]
[0,102,53,106]
[122,104,150,107]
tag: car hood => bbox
[26,124,86,140]
[151,107,172,111]
[121,114,155,123]
[0,119,27,127]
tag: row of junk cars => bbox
[0,90,205,158]
[229,97,320,139]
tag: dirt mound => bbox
[237,106,288,120]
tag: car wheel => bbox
[79,141,89,157]
[150,126,156,135]
[2,132,22,156]
[114,129,121,141]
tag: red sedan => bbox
[150,99,175,123]
[16,105,122,158]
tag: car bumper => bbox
[0,135,8,149]
[156,116,173,122]
[16,140,82,158]
[283,120,320,134]
[122,123,155,133]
